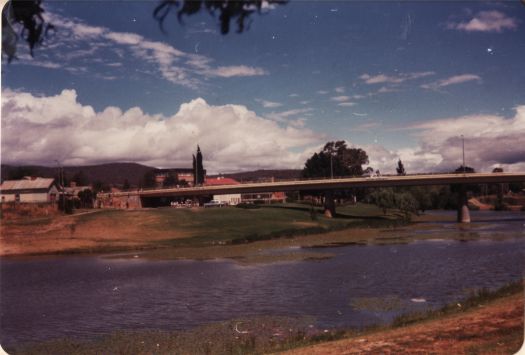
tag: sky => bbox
[2,0,525,174]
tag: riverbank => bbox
[0,203,404,259]
[11,282,523,354]
[2,205,523,264]
[284,283,524,354]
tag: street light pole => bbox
[461,135,465,174]
[330,153,333,179]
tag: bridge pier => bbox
[324,191,336,218]
[457,184,471,223]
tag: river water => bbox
[1,211,523,348]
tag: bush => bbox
[235,203,260,209]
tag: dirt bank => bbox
[283,292,524,354]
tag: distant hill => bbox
[212,169,302,182]
[1,164,303,187]
[1,163,155,187]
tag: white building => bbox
[0,177,60,203]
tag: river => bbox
[1,210,523,349]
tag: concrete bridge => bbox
[101,172,525,222]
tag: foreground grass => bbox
[13,281,523,355]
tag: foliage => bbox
[396,159,406,176]
[302,141,369,178]
[3,0,286,62]
[454,165,475,174]
[369,188,395,215]
[92,180,111,194]
[368,188,419,220]
[163,173,179,188]
[192,146,205,186]
[122,179,130,191]
[71,170,89,186]
[141,170,157,188]
[154,0,287,35]
[2,0,54,62]
[77,189,94,208]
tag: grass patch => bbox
[392,280,524,327]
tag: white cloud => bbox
[338,102,356,107]
[330,95,351,102]
[360,71,435,85]
[1,89,322,172]
[206,65,267,78]
[255,99,283,108]
[334,86,345,93]
[317,90,329,95]
[38,12,268,88]
[421,74,481,90]
[265,108,314,123]
[368,106,525,174]
[447,11,518,33]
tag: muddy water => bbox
[1,211,523,348]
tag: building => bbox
[0,177,60,203]
[241,191,286,204]
[205,176,241,205]
[154,168,207,187]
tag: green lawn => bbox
[72,203,400,247]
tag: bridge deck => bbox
[102,173,525,198]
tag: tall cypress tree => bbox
[196,145,204,185]
[192,154,197,186]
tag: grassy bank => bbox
[12,281,523,355]
[0,203,406,258]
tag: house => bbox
[0,177,60,203]
[205,176,241,205]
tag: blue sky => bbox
[2,1,525,173]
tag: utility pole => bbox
[330,153,333,179]
[461,135,465,174]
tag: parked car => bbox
[203,200,228,208]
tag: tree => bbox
[163,173,179,188]
[454,165,475,174]
[396,159,406,176]
[123,179,130,191]
[154,0,287,35]
[77,189,94,208]
[302,141,369,178]
[2,0,54,62]
[71,170,89,186]
[193,146,205,185]
[141,170,157,188]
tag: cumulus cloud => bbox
[1,89,322,173]
[360,71,434,85]
[373,106,525,173]
[421,74,481,90]
[35,12,268,88]
[447,11,518,33]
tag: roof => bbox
[155,168,207,174]
[204,177,240,186]
[0,177,56,191]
